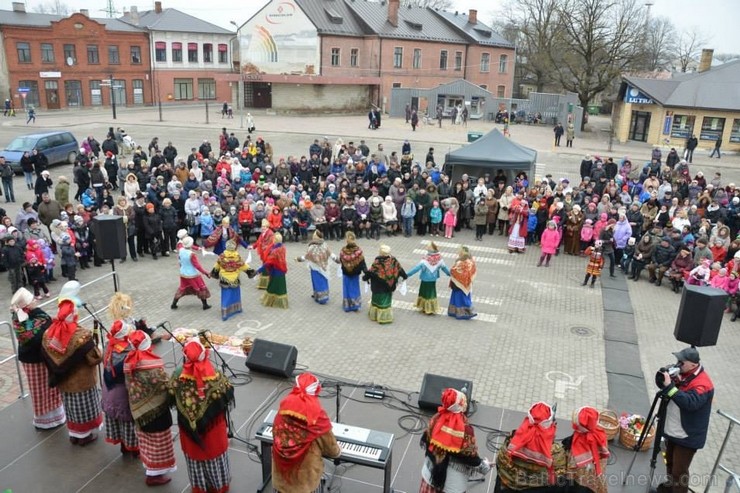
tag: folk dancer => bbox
[407,242,450,315]
[102,319,139,455]
[169,340,234,493]
[210,239,252,321]
[253,219,274,290]
[9,287,66,429]
[448,247,477,320]
[362,244,407,324]
[171,236,212,311]
[124,330,177,486]
[336,231,367,312]
[296,230,336,305]
[419,388,492,492]
[507,194,529,254]
[272,372,341,493]
[41,281,103,445]
[204,216,246,256]
[252,232,289,308]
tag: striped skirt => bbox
[62,387,103,438]
[137,428,177,476]
[185,451,230,493]
[22,362,66,429]
[105,413,139,451]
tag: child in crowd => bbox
[429,200,442,237]
[538,220,561,268]
[582,240,604,288]
[621,237,636,274]
[401,197,416,238]
[199,207,214,241]
[687,259,711,286]
[580,219,594,253]
[59,233,79,281]
[38,238,56,282]
[443,205,457,239]
[528,203,540,245]
[25,254,49,298]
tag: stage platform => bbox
[0,343,657,493]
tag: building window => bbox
[499,54,508,73]
[155,42,166,62]
[439,50,448,70]
[670,115,695,139]
[87,45,99,64]
[413,48,421,69]
[133,79,144,105]
[331,48,340,67]
[455,51,462,71]
[130,46,141,64]
[65,80,82,107]
[198,78,216,99]
[731,119,740,144]
[203,43,213,63]
[700,117,726,141]
[497,85,506,97]
[19,80,39,106]
[172,42,182,62]
[392,82,402,88]
[218,44,228,63]
[350,48,358,67]
[17,42,31,63]
[64,44,76,64]
[479,84,488,90]
[393,47,403,68]
[40,43,55,63]
[90,80,102,106]
[112,79,126,105]
[188,43,198,62]
[108,45,120,64]
[174,78,193,100]
[480,53,490,72]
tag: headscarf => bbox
[570,407,609,474]
[421,242,445,273]
[180,340,217,398]
[124,330,170,428]
[273,372,333,483]
[103,319,132,377]
[429,388,471,453]
[44,299,79,354]
[304,233,331,273]
[10,287,35,323]
[508,402,557,478]
[340,232,365,275]
[124,330,162,373]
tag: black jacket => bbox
[652,242,676,266]
[143,213,163,238]
[159,206,178,230]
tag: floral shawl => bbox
[304,240,332,277]
[339,244,366,276]
[450,258,477,295]
[369,255,402,291]
[212,249,249,287]
[421,252,445,273]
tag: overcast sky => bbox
[3,0,737,54]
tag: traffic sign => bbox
[17,88,30,93]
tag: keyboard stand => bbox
[257,439,272,493]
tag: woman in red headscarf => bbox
[419,388,491,493]
[169,340,234,493]
[124,330,176,487]
[272,372,341,493]
[566,406,610,493]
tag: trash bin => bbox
[467,131,483,143]
[588,105,600,116]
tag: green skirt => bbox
[256,272,269,290]
[261,273,288,309]
[368,292,393,324]
[415,281,439,315]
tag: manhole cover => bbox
[570,326,595,337]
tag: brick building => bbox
[234,0,515,113]
[0,2,151,110]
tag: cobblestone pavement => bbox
[0,107,739,489]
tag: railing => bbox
[706,410,740,493]
[0,320,27,399]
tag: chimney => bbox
[698,48,714,73]
[130,5,139,24]
[80,9,89,16]
[12,2,25,13]
[468,9,477,24]
[155,1,163,13]
[387,0,399,27]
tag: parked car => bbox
[1,131,79,173]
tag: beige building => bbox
[613,51,740,153]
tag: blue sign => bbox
[625,85,653,104]
[663,115,672,135]
[17,88,30,93]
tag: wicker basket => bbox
[619,424,655,451]
[241,337,254,357]
[598,410,620,441]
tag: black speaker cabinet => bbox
[674,285,727,347]
[418,373,473,412]
[245,339,298,378]
[90,215,126,260]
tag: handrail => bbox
[718,466,740,493]
[0,320,27,399]
[705,409,740,493]
[718,409,740,427]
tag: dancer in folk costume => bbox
[507,195,529,253]
[363,244,408,324]
[254,232,289,308]
[211,239,252,321]
[337,231,367,312]
[9,287,66,429]
[204,216,247,256]
[271,372,341,493]
[296,230,336,305]
[102,319,139,455]
[169,340,234,493]
[419,388,492,493]
[171,236,212,311]
[448,246,478,320]
[567,406,610,493]
[124,330,176,486]
[582,240,605,288]
[41,281,103,445]
[407,242,450,315]
[253,219,274,290]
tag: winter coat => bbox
[473,203,489,226]
[613,219,633,249]
[443,210,457,227]
[143,213,163,239]
[159,206,178,230]
[540,228,561,255]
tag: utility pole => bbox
[109,73,117,120]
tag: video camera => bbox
[655,363,681,388]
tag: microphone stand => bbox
[81,302,109,385]
[153,321,183,368]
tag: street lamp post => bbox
[230,20,244,129]
[109,73,117,120]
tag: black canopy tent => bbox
[443,128,537,185]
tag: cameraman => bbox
[658,347,714,493]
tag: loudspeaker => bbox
[90,215,126,260]
[418,373,473,412]
[245,339,298,378]
[674,285,727,347]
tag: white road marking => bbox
[412,249,514,265]
[392,299,498,323]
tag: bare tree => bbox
[31,0,70,15]
[675,28,708,72]
[400,0,453,9]
[715,53,740,63]
[640,16,676,71]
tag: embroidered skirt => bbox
[137,428,177,476]
[310,269,329,304]
[369,292,393,324]
[256,272,270,290]
[448,287,477,320]
[220,285,242,321]
[507,222,526,250]
[185,451,231,493]
[416,281,439,315]
[62,387,103,438]
[262,273,288,309]
[342,274,362,312]
[22,361,66,429]
[175,276,211,300]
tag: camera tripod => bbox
[624,389,670,493]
